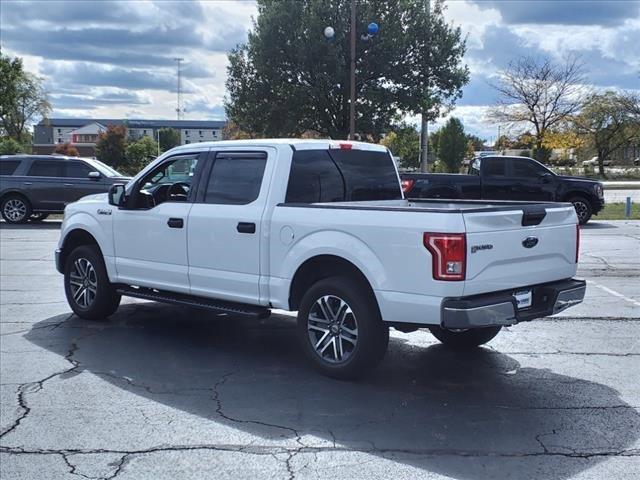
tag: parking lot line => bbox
[588,280,640,307]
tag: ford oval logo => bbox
[522,236,539,249]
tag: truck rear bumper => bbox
[441,278,586,329]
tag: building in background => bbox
[33,118,227,156]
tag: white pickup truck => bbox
[56,139,586,378]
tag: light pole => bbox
[419,0,431,173]
[324,3,378,140]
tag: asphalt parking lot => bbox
[1,220,639,479]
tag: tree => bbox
[437,117,467,172]
[0,54,51,141]
[380,122,420,169]
[95,125,128,169]
[226,0,468,140]
[222,121,254,140]
[489,55,586,161]
[125,136,158,174]
[573,91,640,177]
[465,134,485,151]
[158,128,181,152]
[53,142,79,156]
[0,137,24,155]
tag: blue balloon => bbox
[367,22,379,35]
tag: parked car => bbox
[0,155,130,223]
[401,156,604,224]
[582,156,612,167]
[634,157,640,166]
[55,140,585,379]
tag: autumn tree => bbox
[226,0,468,140]
[574,91,640,176]
[490,55,586,162]
[95,125,128,169]
[0,54,51,142]
[53,142,79,156]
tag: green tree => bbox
[574,91,640,177]
[465,134,485,151]
[437,117,467,172]
[158,128,181,152]
[95,125,128,170]
[226,0,468,140]
[0,137,24,155]
[125,136,159,174]
[380,122,420,169]
[0,54,51,141]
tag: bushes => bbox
[0,137,24,155]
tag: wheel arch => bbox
[0,189,31,206]
[288,255,378,312]
[562,190,594,206]
[59,229,102,271]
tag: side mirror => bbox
[88,171,101,180]
[538,172,553,183]
[108,184,126,207]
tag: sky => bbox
[1,0,639,141]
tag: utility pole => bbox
[419,0,431,172]
[349,0,356,140]
[174,57,184,120]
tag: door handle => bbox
[167,218,184,229]
[23,182,32,185]
[64,183,74,187]
[237,222,256,234]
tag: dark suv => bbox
[0,155,130,223]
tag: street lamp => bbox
[324,3,378,140]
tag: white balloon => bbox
[323,26,335,38]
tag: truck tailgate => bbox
[463,205,578,296]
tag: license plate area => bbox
[513,289,532,309]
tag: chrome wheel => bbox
[3,199,27,222]
[69,258,98,308]
[573,201,589,223]
[307,295,358,364]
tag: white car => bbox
[582,156,612,167]
[55,139,585,378]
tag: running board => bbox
[115,285,270,319]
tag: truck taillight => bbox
[401,179,415,194]
[423,233,466,281]
[576,224,580,263]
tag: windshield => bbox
[84,158,125,177]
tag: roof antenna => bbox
[174,58,184,120]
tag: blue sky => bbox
[1,0,639,140]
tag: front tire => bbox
[297,276,389,379]
[64,245,121,320]
[428,326,502,349]
[568,196,592,225]
[1,195,31,224]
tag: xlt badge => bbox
[471,244,493,254]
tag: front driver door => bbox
[113,152,204,293]
[509,158,556,201]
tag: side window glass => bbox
[27,160,63,177]
[512,160,539,178]
[285,150,345,203]
[65,161,93,178]
[133,154,200,209]
[483,158,506,177]
[204,154,267,205]
[0,160,21,175]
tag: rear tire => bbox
[297,276,389,380]
[568,196,592,225]
[64,245,121,320]
[428,326,502,349]
[1,195,31,224]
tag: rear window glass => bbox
[204,155,267,205]
[285,150,345,203]
[27,160,63,177]
[0,160,20,176]
[285,149,401,203]
[482,158,507,177]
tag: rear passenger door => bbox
[187,149,273,304]
[25,159,66,211]
[479,157,511,200]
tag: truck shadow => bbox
[0,220,62,230]
[27,303,639,479]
